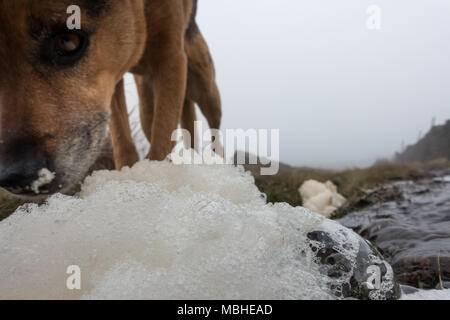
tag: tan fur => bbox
[111,0,222,166]
[0,0,221,195]
[109,79,140,168]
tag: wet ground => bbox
[338,169,450,289]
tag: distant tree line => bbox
[396,120,450,163]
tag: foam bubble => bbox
[0,161,367,299]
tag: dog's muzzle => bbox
[0,141,59,196]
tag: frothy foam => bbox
[0,161,385,299]
[30,168,55,194]
[401,289,450,300]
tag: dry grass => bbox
[0,190,33,221]
[251,158,450,212]
[438,249,444,290]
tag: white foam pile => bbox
[0,161,375,299]
[299,180,346,218]
[401,289,450,300]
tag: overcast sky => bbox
[127,0,450,169]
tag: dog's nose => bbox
[0,144,51,195]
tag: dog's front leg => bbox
[136,1,188,161]
[109,79,140,169]
[146,49,187,161]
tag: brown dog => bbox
[0,0,221,197]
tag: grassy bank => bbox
[249,158,450,218]
[0,190,30,221]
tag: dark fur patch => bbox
[81,0,110,17]
[29,16,47,41]
[186,0,199,39]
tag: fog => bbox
[127,1,450,169]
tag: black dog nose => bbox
[0,142,50,194]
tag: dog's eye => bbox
[39,30,89,67]
[56,33,81,53]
